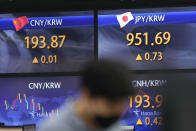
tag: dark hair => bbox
[81,59,134,100]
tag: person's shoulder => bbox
[38,104,73,131]
[107,123,123,131]
[38,114,70,131]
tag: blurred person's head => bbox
[75,59,134,129]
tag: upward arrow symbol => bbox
[136,54,143,61]
[32,57,39,64]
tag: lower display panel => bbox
[0,76,80,128]
[0,73,195,131]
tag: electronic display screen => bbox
[98,7,196,70]
[0,11,94,73]
[0,74,165,131]
[121,72,196,131]
[98,7,196,130]
[121,73,166,131]
[1,6,196,131]
[1,74,195,131]
[0,76,80,127]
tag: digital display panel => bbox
[98,7,196,70]
[0,11,94,73]
[1,6,196,131]
[98,7,196,130]
[0,76,80,127]
[1,74,195,131]
[121,72,196,131]
[121,73,166,131]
